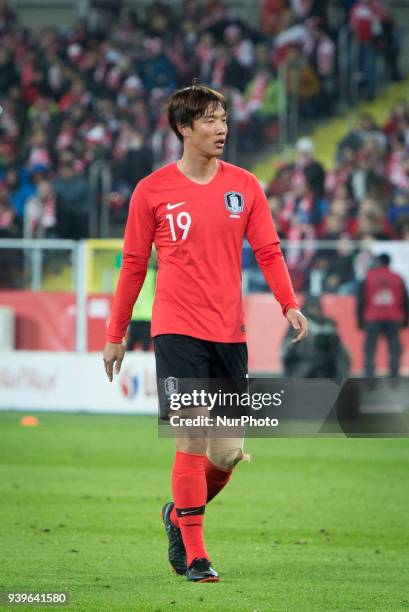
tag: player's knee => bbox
[175,437,207,455]
[207,446,250,471]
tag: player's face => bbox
[186,104,228,158]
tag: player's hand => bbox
[103,341,126,382]
[286,308,308,343]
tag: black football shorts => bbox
[153,333,248,419]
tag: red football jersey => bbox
[106,160,299,343]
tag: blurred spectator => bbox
[350,0,382,100]
[321,213,346,239]
[338,114,387,161]
[0,0,16,33]
[312,233,357,295]
[142,38,177,92]
[273,16,311,68]
[24,179,56,238]
[279,172,316,235]
[268,163,294,200]
[295,137,325,199]
[323,237,357,294]
[347,149,381,203]
[53,159,91,239]
[342,0,358,21]
[115,128,153,191]
[357,253,409,378]
[383,100,409,140]
[0,185,19,237]
[399,220,409,241]
[260,0,289,36]
[386,190,409,228]
[290,0,328,23]
[308,18,335,112]
[372,0,401,82]
[0,47,17,92]
[243,44,282,146]
[347,197,392,239]
[283,45,322,118]
[284,221,317,290]
[88,0,124,35]
[2,167,35,220]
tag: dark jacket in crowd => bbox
[53,174,91,213]
[53,173,91,239]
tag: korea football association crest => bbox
[164,376,178,397]
[224,191,244,216]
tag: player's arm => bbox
[245,177,308,343]
[103,182,155,381]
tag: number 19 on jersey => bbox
[166,212,191,241]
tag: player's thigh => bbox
[208,341,248,379]
[153,334,210,447]
[208,341,248,414]
[154,334,210,378]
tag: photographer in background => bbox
[282,294,350,378]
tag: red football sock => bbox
[171,456,232,525]
[204,456,232,503]
[171,451,208,566]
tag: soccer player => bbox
[103,85,308,582]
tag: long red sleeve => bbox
[245,177,299,315]
[106,181,155,343]
[106,254,148,342]
[254,242,300,315]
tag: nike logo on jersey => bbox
[179,509,197,515]
[167,201,186,210]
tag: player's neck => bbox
[177,153,219,185]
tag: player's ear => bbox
[177,123,190,139]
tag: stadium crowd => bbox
[0,0,405,280]
[257,101,409,292]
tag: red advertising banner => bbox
[1,291,408,374]
[0,291,76,351]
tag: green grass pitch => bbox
[1,411,408,611]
